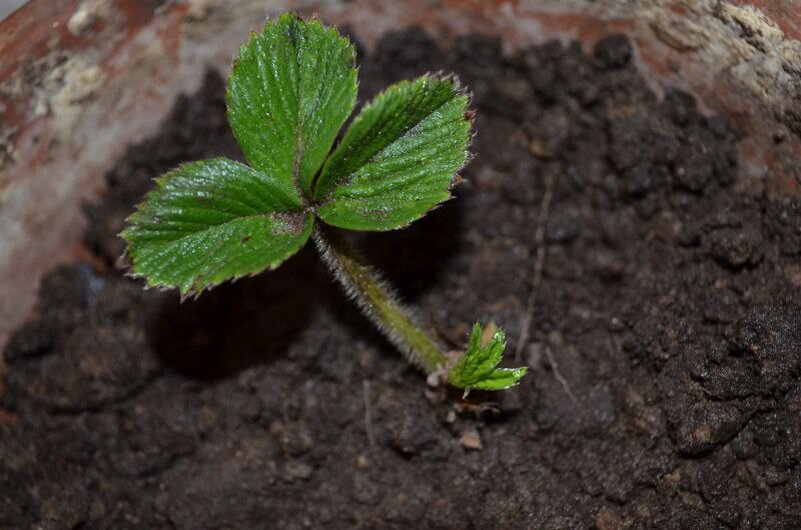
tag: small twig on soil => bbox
[515,168,558,362]
[362,380,377,449]
[545,345,579,406]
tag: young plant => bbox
[122,13,526,394]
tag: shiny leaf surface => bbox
[226,12,357,197]
[122,158,313,297]
[315,76,471,231]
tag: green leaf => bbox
[448,323,528,392]
[315,76,471,231]
[226,12,358,198]
[122,158,313,298]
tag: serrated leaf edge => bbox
[119,159,312,301]
[314,72,475,209]
[225,12,359,200]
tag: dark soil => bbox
[3,28,801,529]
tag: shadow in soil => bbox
[148,246,323,380]
[356,188,465,300]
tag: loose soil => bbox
[3,29,801,529]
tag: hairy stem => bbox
[312,225,448,374]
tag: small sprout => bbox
[448,323,528,396]
[121,12,527,396]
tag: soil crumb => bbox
[3,30,801,529]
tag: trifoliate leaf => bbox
[448,323,528,391]
[226,12,358,198]
[315,76,471,231]
[122,158,313,297]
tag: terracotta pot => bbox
[1,0,800,356]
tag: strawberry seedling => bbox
[122,13,526,393]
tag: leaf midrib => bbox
[135,210,306,246]
[290,21,305,198]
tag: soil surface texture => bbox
[3,29,801,529]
